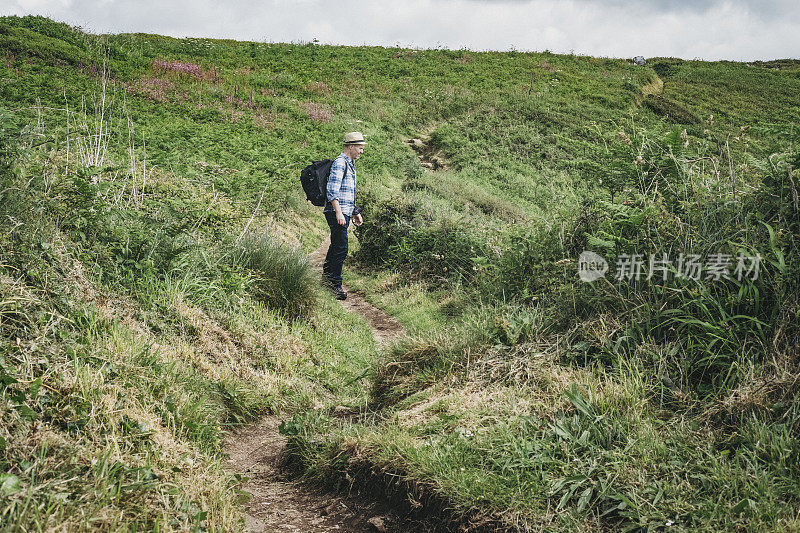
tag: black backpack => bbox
[300,159,346,207]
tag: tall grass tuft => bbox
[229,233,319,320]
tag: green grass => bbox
[2,14,799,531]
[228,231,321,320]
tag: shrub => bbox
[650,58,684,78]
[0,17,93,66]
[228,233,319,319]
[491,223,569,302]
[644,94,700,124]
[301,101,332,123]
[354,196,487,283]
[151,58,205,80]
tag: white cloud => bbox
[1,0,797,60]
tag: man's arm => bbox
[331,199,345,226]
[327,158,346,226]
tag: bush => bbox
[354,196,487,283]
[0,17,93,66]
[491,223,569,302]
[228,233,319,319]
[644,94,700,124]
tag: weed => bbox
[228,232,320,320]
[3,15,800,531]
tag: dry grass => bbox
[1,226,329,530]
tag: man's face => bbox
[348,144,364,160]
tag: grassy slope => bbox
[0,16,378,531]
[1,15,799,531]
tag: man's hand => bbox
[331,199,346,226]
[353,213,363,227]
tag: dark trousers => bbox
[323,211,350,289]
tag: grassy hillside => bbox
[2,15,799,531]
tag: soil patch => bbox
[405,135,449,172]
[224,235,408,532]
[225,417,398,532]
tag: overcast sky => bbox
[2,0,798,61]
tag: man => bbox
[323,131,365,300]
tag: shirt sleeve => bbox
[326,157,345,202]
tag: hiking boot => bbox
[332,287,347,300]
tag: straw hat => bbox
[343,131,367,145]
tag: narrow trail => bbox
[308,235,405,348]
[224,235,405,532]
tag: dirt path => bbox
[308,235,404,348]
[225,418,396,532]
[224,236,405,532]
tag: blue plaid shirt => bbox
[324,153,357,216]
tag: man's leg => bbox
[323,212,350,290]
